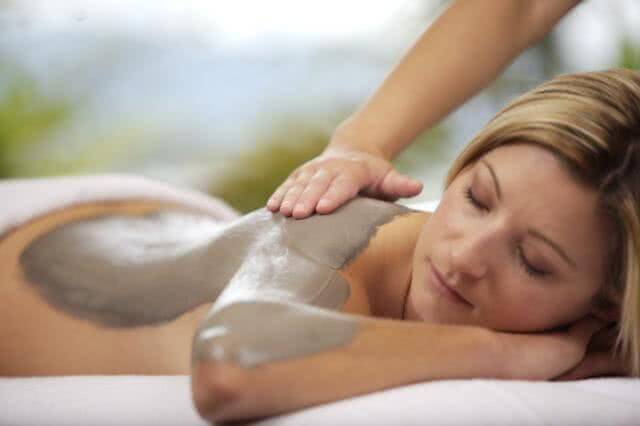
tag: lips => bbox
[426,258,473,307]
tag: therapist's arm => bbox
[268,0,582,219]
[191,305,602,423]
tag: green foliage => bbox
[209,119,449,214]
[208,122,330,213]
[393,125,449,175]
[16,126,152,177]
[0,72,71,178]
[619,37,640,70]
[0,65,152,178]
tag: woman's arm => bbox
[268,0,583,218]
[191,300,602,423]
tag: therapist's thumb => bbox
[373,168,423,200]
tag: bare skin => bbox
[0,201,212,375]
[0,197,623,379]
[0,199,403,376]
[0,150,627,380]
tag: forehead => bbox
[474,144,607,271]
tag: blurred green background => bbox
[1,0,638,213]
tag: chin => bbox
[405,290,458,325]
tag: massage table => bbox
[1,175,639,425]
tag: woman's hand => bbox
[497,315,611,381]
[553,323,630,380]
[266,145,423,219]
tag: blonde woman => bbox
[0,69,638,423]
[193,69,639,421]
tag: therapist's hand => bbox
[266,145,423,219]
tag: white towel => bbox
[0,174,240,235]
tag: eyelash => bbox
[463,186,548,278]
[464,186,486,211]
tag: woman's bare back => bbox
[0,201,216,376]
[0,199,378,376]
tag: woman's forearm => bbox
[332,0,581,160]
[194,314,502,422]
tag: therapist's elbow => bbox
[191,359,247,423]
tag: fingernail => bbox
[317,199,330,209]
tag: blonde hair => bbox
[445,69,640,376]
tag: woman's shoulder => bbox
[340,208,430,319]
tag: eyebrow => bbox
[480,159,576,269]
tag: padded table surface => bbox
[1,375,639,425]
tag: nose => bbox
[448,229,492,281]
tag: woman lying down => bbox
[1,69,638,423]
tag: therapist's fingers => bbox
[291,170,335,218]
[278,173,313,216]
[314,174,361,214]
[267,180,294,211]
[374,168,424,199]
[267,145,424,218]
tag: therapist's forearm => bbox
[331,0,582,160]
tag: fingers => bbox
[278,171,314,217]
[375,169,423,199]
[267,172,298,212]
[267,169,319,217]
[267,184,290,212]
[291,170,335,218]
[554,352,628,381]
[266,151,422,218]
[568,316,608,347]
[267,170,354,219]
[314,175,360,215]
[549,318,627,381]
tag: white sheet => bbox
[1,376,639,425]
[0,173,239,235]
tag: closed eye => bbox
[464,186,487,211]
[517,246,549,278]
[464,186,550,279]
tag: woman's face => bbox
[405,143,611,332]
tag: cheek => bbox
[505,294,546,327]
[436,186,461,215]
[491,287,573,332]
[433,184,471,230]
[412,189,466,274]
[423,192,459,237]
